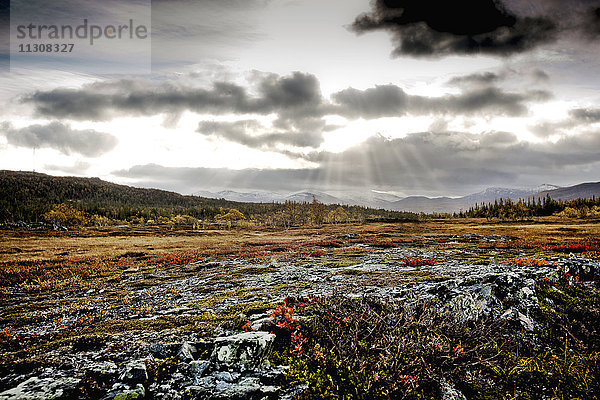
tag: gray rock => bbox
[250,317,276,332]
[0,377,80,400]
[211,332,275,372]
[500,308,535,331]
[189,360,211,378]
[120,359,148,383]
[214,371,234,383]
[212,377,263,399]
[214,381,232,392]
[85,361,119,380]
[439,378,467,400]
[105,383,145,400]
[147,343,180,359]
[193,375,216,387]
[251,365,289,385]
[178,342,198,362]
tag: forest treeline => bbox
[0,171,417,228]
[456,195,600,220]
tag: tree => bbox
[284,200,302,228]
[43,203,90,228]
[309,196,326,226]
[216,209,246,228]
[328,206,349,224]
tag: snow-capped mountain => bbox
[190,182,600,214]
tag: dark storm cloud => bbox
[351,0,557,57]
[114,129,600,195]
[447,72,502,87]
[24,72,324,121]
[570,108,600,123]
[0,121,117,157]
[580,4,600,38]
[0,0,8,70]
[25,72,551,124]
[331,85,552,118]
[197,119,324,149]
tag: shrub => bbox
[271,290,600,399]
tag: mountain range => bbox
[194,182,600,213]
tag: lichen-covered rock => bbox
[211,332,275,372]
[120,359,148,383]
[178,342,198,362]
[500,308,535,331]
[0,376,80,400]
[183,376,276,400]
[250,316,276,332]
[104,383,145,400]
[439,378,467,400]
[189,360,211,379]
[85,361,119,380]
[147,343,181,359]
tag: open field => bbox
[0,219,599,399]
[3,217,600,263]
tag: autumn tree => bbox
[43,203,90,227]
[328,206,349,224]
[216,208,246,228]
[309,196,326,226]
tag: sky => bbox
[1,0,600,198]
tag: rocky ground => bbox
[0,224,598,399]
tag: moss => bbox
[229,266,277,276]
[395,270,451,281]
[91,315,207,336]
[338,269,377,276]
[323,260,359,268]
[196,300,276,333]
[417,274,452,282]
[0,311,44,327]
[71,334,106,351]
[187,287,256,310]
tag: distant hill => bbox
[391,185,563,213]
[194,183,600,214]
[195,189,344,205]
[0,170,412,224]
[0,170,251,222]
[536,182,600,201]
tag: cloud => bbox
[447,72,502,87]
[25,71,552,123]
[531,69,550,82]
[24,72,324,121]
[528,107,600,137]
[197,119,324,149]
[351,0,557,57]
[113,129,600,195]
[0,121,117,157]
[44,160,91,174]
[570,108,600,123]
[331,85,552,118]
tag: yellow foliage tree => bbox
[43,203,90,227]
[328,206,349,224]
